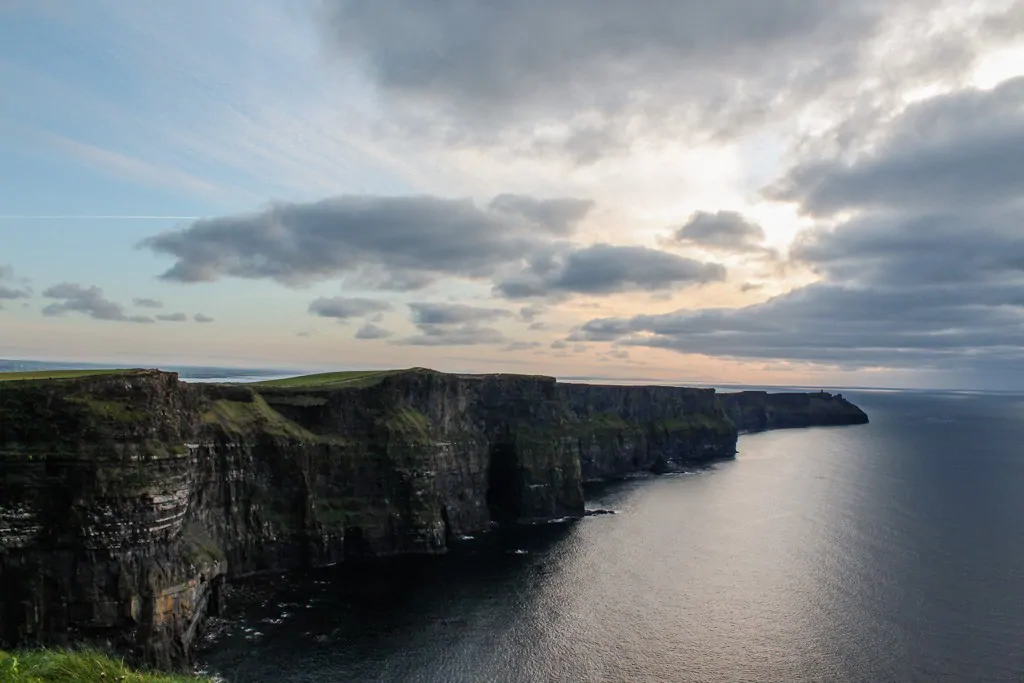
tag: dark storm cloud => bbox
[133,297,163,308]
[495,244,725,299]
[194,313,215,323]
[42,283,154,323]
[309,297,392,320]
[355,323,393,340]
[155,312,188,322]
[140,194,593,288]
[772,77,1024,215]
[670,211,767,252]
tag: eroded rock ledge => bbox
[0,368,867,667]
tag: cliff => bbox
[720,390,869,432]
[0,368,866,669]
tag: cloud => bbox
[669,211,767,253]
[503,341,542,352]
[0,265,31,304]
[487,194,594,235]
[155,312,188,322]
[41,283,154,323]
[0,264,30,305]
[573,79,1024,384]
[140,193,726,302]
[574,277,1024,369]
[518,304,545,322]
[309,296,392,320]
[194,313,215,323]
[0,287,26,304]
[316,0,1000,161]
[397,325,507,347]
[792,210,1024,289]
[355,323,393,340]
[495,244,726,299]
[140,194,593,289]
[133,297,163,308]
[408,302,513,325]
[320,1,876,128]
[771,77,1024,215]
[395,301,513,346]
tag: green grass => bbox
[201,393,319,440]
[0,648,211,682]
[379,406,432,441]
[66,397,144,423]
[254,370,394,389]
[0,369,130,383]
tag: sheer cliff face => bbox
[0,370,731,665]
[557,384,737,481]
[0,369,866,667]
[0,373,211,666]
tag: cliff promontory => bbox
[720,390,869,432]
[0,368,867,668]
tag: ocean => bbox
[196,389,1024,682]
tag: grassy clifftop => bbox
[0,649,211,682]
[254,369,395,389]
[0,369,134,382]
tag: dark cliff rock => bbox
[556,383,736,481]
[0,369,867,668]
[720,390,869,432]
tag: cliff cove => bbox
[0,368,867,670]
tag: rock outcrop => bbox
[0,368,867,668]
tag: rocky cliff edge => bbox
[0,368,867,667]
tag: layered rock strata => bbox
[0,369,867,667]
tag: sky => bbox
[1,0,1023,389]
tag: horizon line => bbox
[0,357,1014,394]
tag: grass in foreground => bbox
[0,369,129,383]
[0,649,211,683]
[253,369,394,389]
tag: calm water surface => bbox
[199,390,1024,682]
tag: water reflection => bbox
[201,391,1024,682]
